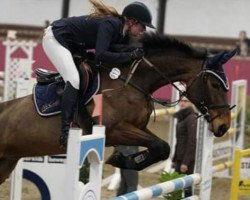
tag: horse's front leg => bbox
[106,124,170,171]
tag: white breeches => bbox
[42,26,80,89]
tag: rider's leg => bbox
[60,81,79,147]
[43,26,80,147]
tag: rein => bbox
[98,57,187,105]
[142,57,186,106]
[98,62,149,96]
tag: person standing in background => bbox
[236,30,250,56]
[172,97,197,197]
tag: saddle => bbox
[35,68,62,84]
[33,58,100,117]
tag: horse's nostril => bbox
[215,124,228,137]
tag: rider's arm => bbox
[95,20,133,64]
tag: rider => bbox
[42,0,155,148]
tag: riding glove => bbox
[130,48,144,60]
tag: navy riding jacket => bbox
[51,15,132,64]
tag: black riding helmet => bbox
[122,2,155,29]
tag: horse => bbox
[0,33,236,184]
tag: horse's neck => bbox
[161,58,201,81]
[98,56,202,94]
[133,56,202,93]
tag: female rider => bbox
[42,0,155,148]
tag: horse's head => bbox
[134,33,237,137]
[185,49,237,137]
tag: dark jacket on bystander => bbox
[172,106,197,166]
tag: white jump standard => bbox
[10,126,105,200]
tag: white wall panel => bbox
[1,0,249,38]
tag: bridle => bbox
[184,70,235,122]
[122,57,235,122]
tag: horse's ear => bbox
[220,48,238,64]
[206,51,225,68]
[206,49,238,68]
[215,49,238,66]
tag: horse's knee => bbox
[151,140,170,160]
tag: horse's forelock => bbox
[139,32,206,59]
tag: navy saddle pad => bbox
[33,73,100,117]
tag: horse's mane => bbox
[140,32,207,59]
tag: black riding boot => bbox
[59,82,79,148]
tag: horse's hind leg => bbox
[0,158,18,184]
[106,126,170,171]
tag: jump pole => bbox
[111,173,201,200]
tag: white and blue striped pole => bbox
[111,173,201,200]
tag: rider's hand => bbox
[130,48,144,60]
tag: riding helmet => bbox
[122,2,155,29]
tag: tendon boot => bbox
[106,149,151,170]
[59,82,79,148]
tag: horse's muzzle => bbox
[214,124,229,137]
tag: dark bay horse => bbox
[0,33,236,184]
